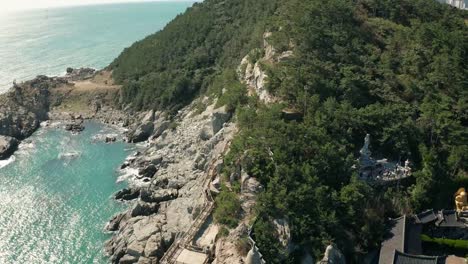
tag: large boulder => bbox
[211,106,231,135]
[131,201,159,217]
[106,213,128,232]
[317,244,346,264]
[138,164,157,179]
[144,233,164,257]
[119,254,138,264]
[129,122,154,143]
[0,136,18,159]
[115,188,141,201]
[140,188,178,203]
[127,240,145,258]
[152,120,170,139]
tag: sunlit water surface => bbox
[0,122,131,263]
[0,1,195,92]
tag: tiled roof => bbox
[436,210,466,228]
[393,250,440,264]
[379,216,406,264]
[415,210,437,224]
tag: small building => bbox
[378,210,467,264]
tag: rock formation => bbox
[105,102,236,263]
[0,136,19,159]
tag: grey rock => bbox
[199,124,213,141]
[127,240,145,257]
[140,188,178,203]
[152,120,170,139]
[131,201,159,217]
[0,136,18,159]
[211,106,231,135]
[129,122,154,143]
[119,254,138,264]
[138,165,157,179]
[133,218,160,242]
[106,213,128,232]
[115,188,140,201]
[144,233,163,257]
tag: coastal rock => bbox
[107,213,128,232]
[127,240,145,257]
[126,215,163,245]
[0,136,18,159]
[115,188,140,201]
[131,201,159,217]
[140,188,178,203]
[65,123,85,133]
[106,136,117,143]
[106,102,237,263]
[119,254,138,264]
[138,164,157,179]
[137,257,158,264]
[152,120,170,139]
[65,67,96,81]
[144,233,164,257]
[129,122,154,143]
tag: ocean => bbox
[0,1,195,92]
[0,122,131,263]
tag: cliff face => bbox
[105,102,236,263]
[0,76,57,139]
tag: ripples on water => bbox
[0,1,195,92]
[0,122,130,263]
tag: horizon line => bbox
[0,0,200,14]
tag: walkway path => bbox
[159,141,231,264]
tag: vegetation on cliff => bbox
[111,0,467,262]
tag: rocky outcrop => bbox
[106,102,237,263]
[237,32,293,104]
[65,67,96,81]
[0,75,56,140]
[115,188,141,201]
[0,136,18,159]
[317,244,346,264]
[129,122,154,143]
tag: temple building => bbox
[357,134,411,182]
[378,190,468,264]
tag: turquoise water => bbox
[0,1,195,92]
[0,122,131,263]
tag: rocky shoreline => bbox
[0,68,238,264]
[105,103,235,264]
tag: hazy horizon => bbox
[0,0,197,13]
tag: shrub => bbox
[213,186,241,228]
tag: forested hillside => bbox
[111,0,467,262]
[110,0,279,112]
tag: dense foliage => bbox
[111,0,467,262]
[223,0,467,262]
[111,0,279,112]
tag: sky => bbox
[0,0,190,12]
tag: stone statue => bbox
[454,188,468,212]
[359,134,375,169]
[360,134,371,157]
